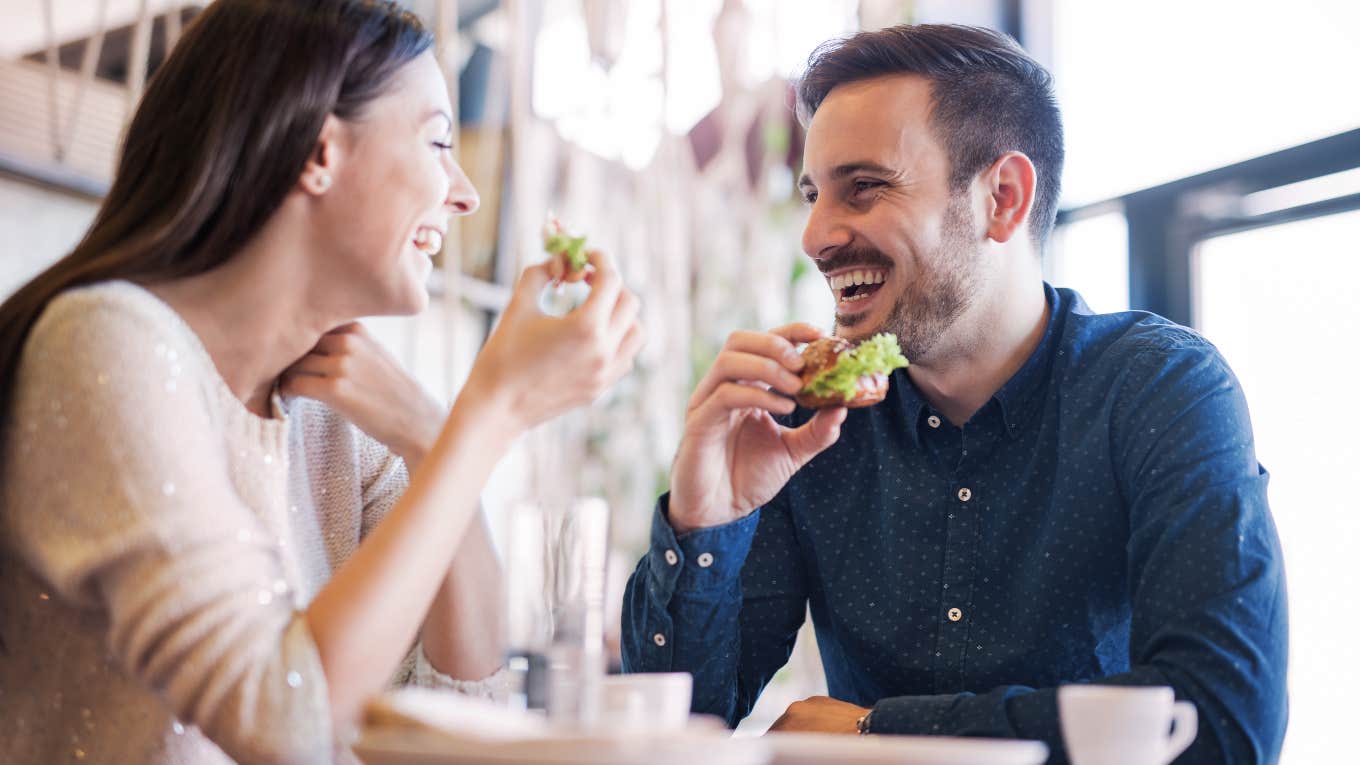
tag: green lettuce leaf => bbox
[544,232,589,272]
[801,333,909,400]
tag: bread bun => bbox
[794,337,892,409]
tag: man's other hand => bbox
[767,695,869,734]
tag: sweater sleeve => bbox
[3,293,337,765]
[356,430,409,538]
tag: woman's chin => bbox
[391,256,433,314]
[395,283,430,315]
[368,279,430,317]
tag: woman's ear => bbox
[982,151,1037,245]
[299,115,345,196]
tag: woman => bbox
[0,2,643,763]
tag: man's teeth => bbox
[828,269,887,291]
[414,228,443,256]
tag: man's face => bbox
[799,74,983,362]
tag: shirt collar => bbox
[993,282,1066,440]
[889,367,928,449]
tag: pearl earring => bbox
[316,174,332,191]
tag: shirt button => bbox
[697,552,714,568]
[947,607,963,622]
[653,633,667,647]
[957,487,972,502]
[927,415,941,428]
[664,549,679,566]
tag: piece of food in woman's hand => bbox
[541,216,590,283]
[795,333,909,409]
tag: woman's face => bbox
[314,50,478,318]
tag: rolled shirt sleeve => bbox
[622,491,809,726]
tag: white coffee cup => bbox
[601,672,693,734]
[1058,685,1197,765]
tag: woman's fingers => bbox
[601,320,645,383]
[577,249,622,324]
[607,288,641,345]
[284,352,336,378]
[279,370,329,398]
[327,321,365,336]
[510,262,555,311]
[546,253,566,285]
[313,331,356,356]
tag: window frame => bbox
[1054,128,1360,326]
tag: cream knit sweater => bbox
[0,281,499,764]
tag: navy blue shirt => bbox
[622,285,1287,764]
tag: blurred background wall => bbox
[2,0,1357,756]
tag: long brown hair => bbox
[0,0,433,432]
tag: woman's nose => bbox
[445,162,480,215]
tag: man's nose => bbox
[802,199,852,261]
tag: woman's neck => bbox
[148,229,338,418]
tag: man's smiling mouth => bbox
[827,267,888,305]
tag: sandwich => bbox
[795,333,909,409]
[541,216,590,284]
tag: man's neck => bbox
[907,277,1049,427]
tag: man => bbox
[621,24,1287,764]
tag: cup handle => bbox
[1163,700,1198,763]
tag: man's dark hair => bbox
[796,24,1064,247]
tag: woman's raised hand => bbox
[462,248,644,433]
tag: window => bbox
[1046,209,1129,313]
[1054,0,1360,207]
[1194,210,1360,764]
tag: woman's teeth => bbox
[414,228,443,256]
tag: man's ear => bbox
[981,151,1037,244]
[299,114,345,196]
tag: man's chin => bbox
[833,307,888,340]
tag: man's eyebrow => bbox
[798,161,898,188]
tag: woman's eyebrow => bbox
[425,109,454,135]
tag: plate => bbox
[764,732,1048,765]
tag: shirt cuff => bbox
[647,493,761,595]
[869,693,960,735]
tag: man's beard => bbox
[833,195,981,362]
